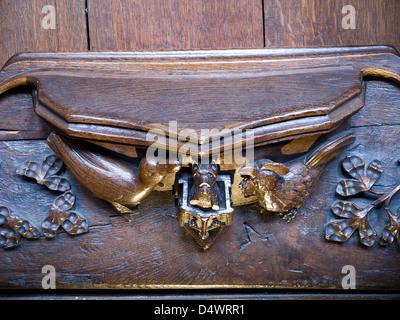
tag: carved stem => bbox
[370,182,400,208]
[383,183,400,207]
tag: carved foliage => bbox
[0,206,39,249]
[326,201,376,246]
[380,208,400,247]
[16,155,71,192]
[42,191,88,238]
[336,156,383,197]
[2,154,89,249]
[326,155,400,247]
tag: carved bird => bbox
[47,132,181,220]
[239,132,355,222]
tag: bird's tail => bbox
[305,132,355,169]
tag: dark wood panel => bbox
[1,0,400,294]
[1,46,399,147]
[87,0,264,50]
[352,80,400,127]
[264,0,400,52]
[0,80,400,289]
[0,124,399,289]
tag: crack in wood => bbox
[238,222,271,256]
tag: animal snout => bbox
[199,182,211,192]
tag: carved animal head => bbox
[239,159,290,192]
[192,162,218,195]
[156,161,182,175]
[239,177,255,197]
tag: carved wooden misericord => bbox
[0,46,400,290]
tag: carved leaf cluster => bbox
[42,191,88,238]
[0,154,90,249]
[0,206,39,249]
[16,155,71,192]
[380,208,400,247]
[326,201,376,246]
[336,156,383,197]
[326,155,400,248]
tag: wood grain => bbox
[87,0,264,51]
[2,47,399,151]
[0,0,87,67]
[0,65,400,289]
[352,79,400,127]
[0,0,87,140]
[264,0,400,52]
[0,124,399,289]
[0,0,400,293]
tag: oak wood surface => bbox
[264,0,400,52]
[0,65,399,289]
[87,0,264,51]
[0,121,399,289]
[1,0,400,292]
[1,47,399,153]
[0,0,87,140]
[0,0,87,68]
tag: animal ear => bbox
[259,162,290,175]
[211,159,218,171]
[239,162,257,178]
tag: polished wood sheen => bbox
[0,1,400,296]
[1,46,399,152]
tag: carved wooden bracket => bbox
[1,46,400,250]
